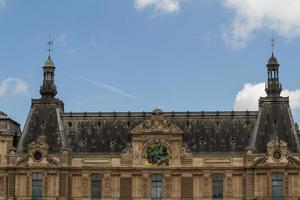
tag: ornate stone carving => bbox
[163,176,172,198]
[146,142,170,166]
[81,176,89,196]
[131,109,183,134]
[141,177,150,198]
[28,136,49,159]
[0,177,6,197]
[203,177,210,197]
[225,176,233,196]
[103,176,112,197]
[121,143,133,156]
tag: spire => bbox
[265,36,282,97]
[47,34,53,58]
[40,39,57,99]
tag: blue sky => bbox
[0,0,300,127]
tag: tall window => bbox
[32,172,42,200]
[91,174,101,200]
[212,174,223,200]
[151,174,162,200]
[272,172,283,200]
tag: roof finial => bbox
[47,33,53,58]
[271,32,276,56]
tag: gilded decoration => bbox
[131,109,183,134]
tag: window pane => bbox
[91,174,101,200]
[32,172,42,200]
[212,174,223,200]
[272,173,283,200]
[151,174,162,200]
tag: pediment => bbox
[131,109,183,134]
[253,138,300,167]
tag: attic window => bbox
[230,137,235,144]
[41,121,46,129]
[127,121,131,128]
[200,137,205,144]
[186,120,190,128]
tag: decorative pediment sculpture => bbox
[131,109,183,134]
[265,137,288,164]
[28,136,49,160]
[253,138,300,167]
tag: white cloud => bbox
[0,78,29,97]
[234,82,300,113]
[222,0,300,48]
[234,82,265,111]
[134,0,180,14]
[85,79,138,100]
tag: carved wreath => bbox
[146,143,169,166]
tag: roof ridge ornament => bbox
[131,109,183,134]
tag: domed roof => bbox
[44,56,55,67]
[267,53,279,65]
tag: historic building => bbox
[0,52,300,200]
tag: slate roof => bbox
[61,111,257,153]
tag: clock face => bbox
[273,151,282,160]
[146,143,169,166]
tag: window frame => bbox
[151,174,163,200]
[272,172,283,200]
[32,172,42,200]
[91,174,101,200]
[212,174,223,200]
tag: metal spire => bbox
[47,34,53,58]
[271,33,276,56]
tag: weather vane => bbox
[47,34,53,58]
[271,33,276,56]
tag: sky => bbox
[0,0,300,127]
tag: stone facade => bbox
[0,54,300,199]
